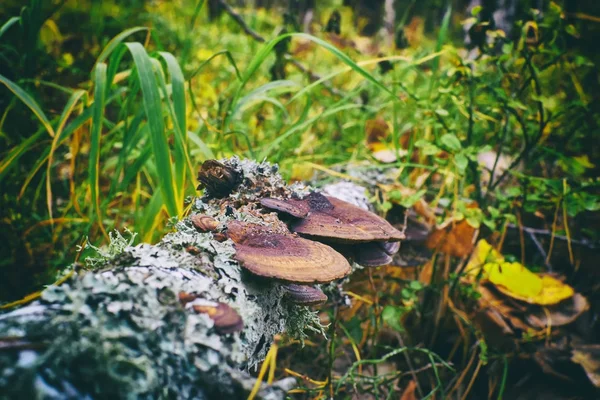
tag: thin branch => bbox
[217,0,265,42]
[217,0,342,96]
[507,223,598,249]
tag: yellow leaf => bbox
[485,262,544,299]
[467,240,574,305]
[466,239,504,275]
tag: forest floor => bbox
[0,1,599,398]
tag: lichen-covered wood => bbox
[0,157,402,399]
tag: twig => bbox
[489,50,549,192]
[217,0,342,96]
[527,230,552,270]
[395,332,425,399]
[507,223,598,249]
[217,0,265,42]
[466,69,482,202]
[484,116,509,199]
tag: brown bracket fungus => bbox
[354,242,395,267]
[260,192,405,266]
[190,214,219,232]
[261,192,404,243]
[197,159,241,198]
[227,221,351,284]
[192,301,244,334]
[283,284,328,306]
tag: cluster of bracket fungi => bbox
[190,159,405,331]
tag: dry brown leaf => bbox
[400,380,418,400]
[426,218,477,258]
[366,117,390,145]
[478,285,530,331]
[527,293,590,329]
[572,345,600,388]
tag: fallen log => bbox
[0,157,403,399]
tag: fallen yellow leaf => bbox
[467,240,575,305]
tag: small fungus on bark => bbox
[192,301,244,334]
[190,214,219,232]
[197,159,241,198]
[227,221,351,284]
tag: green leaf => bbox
[455,153,468,172]
[399,189,426,208]
[0,16,19,40]
[435,108,449,117]
[158,51,194,205]
[415,139,441,156]
[382,305,407,333]
[47,89,86,221]
[0,74,55,137]
[440,133,462,152]
[125,42,179,217]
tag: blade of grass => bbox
[225,32,401,128]
[46,89,86,223]
[158,51,195,197]
[232,79,299,118]
[430,4,452,92]
[139,189,165,243]
[258,103,363,160]
[0,16,19,39]
[0,73,55,137]
[0,129,45,180]
[95,27,148,66]
[89,63,108,238]
[125,42,179,217]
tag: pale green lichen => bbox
[0,157,344,399]
[79,228,138,269]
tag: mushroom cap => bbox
[261,192,405,243]
[190,214,219,232]
[283,284,328,305]
[227,221,351,284]
[193,302,244,334]
[259,197,309,218]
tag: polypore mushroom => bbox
[260,192,404,243]
[190,214,219,232]
[282,284,328,306]
[197,159,241,198]
[260,192,405,266]
[192,301,244,334]
[227,221,351,284]
[355,242,394,267]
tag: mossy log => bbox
[0,158,327,400]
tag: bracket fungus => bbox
[178,291,244,334]
[260,192,405,266]
[260,192,404,243]
[283,284,328,306]
[192,301,244,334]
[226,221,351,284]
[190,214,219,232]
